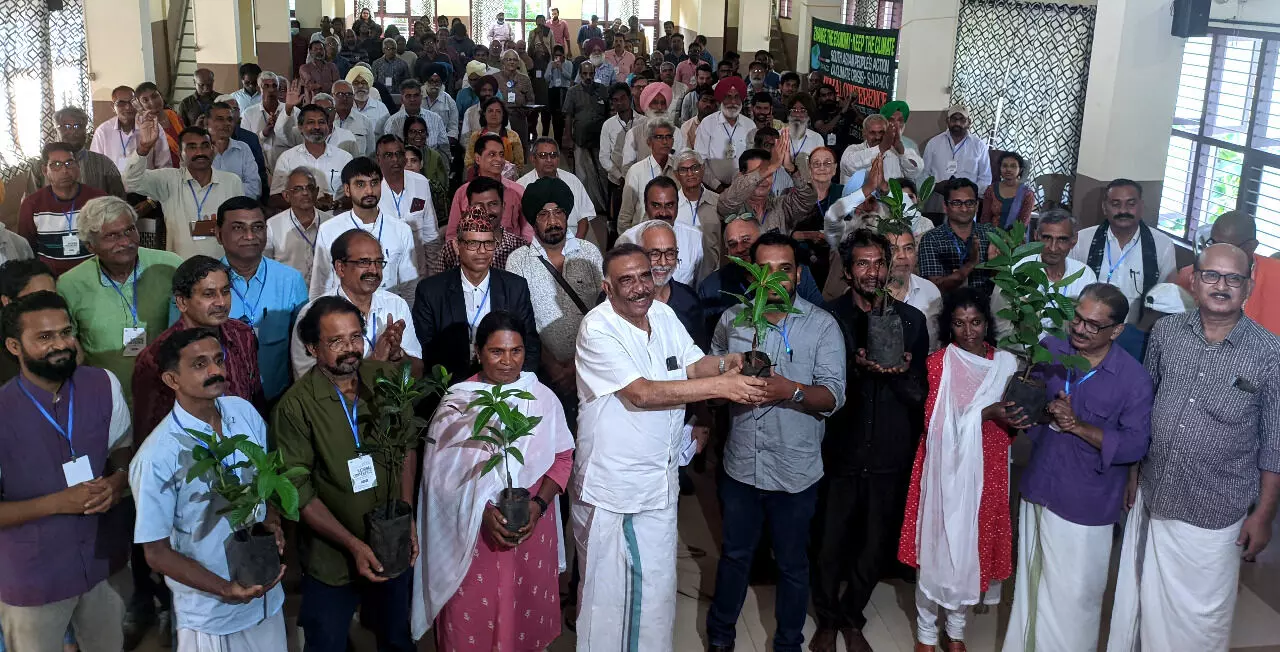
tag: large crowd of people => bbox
[0,8,1277,652]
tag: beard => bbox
[789,119,808,138]
[651,264,674,286]
[539,225,566,246]
[589,54,604,66]
[23,348,76,383]
[355,194,379,208]
[722,105,741,119]
[645,108,670,122]
[324,352,361,376]
[304,131,327,144]
[354,88,369,100]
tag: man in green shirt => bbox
[271,295,417,652]
[57,196,182,407]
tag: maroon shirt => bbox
[131,318,264,441]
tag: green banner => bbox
[809,18,899,113]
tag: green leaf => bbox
[481,454,503,476]
[507,447,525,465]
[468,434,501,447]
[184,457,218,483]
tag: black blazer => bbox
[412,267,542,381]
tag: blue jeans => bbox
[706,472,819,652]
[298,572,414,652]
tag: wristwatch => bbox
[530,495,549,514]
[791,385,805,403]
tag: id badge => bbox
[63,455,93,486]
[348,455,377,493]
[61,234,80,256]
[826,133,837,146]
[946,160,959,176]
[384,77,393,88]
[536,70,544,79]
[507,91,517,103]
[190,219,217,239]
[723,140,734,158]
[123,326,147,357]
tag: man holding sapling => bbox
[812,228,929,652]
[991,209,1097,342]
[0,292,133,651]
[273,296,417,652]
[704,232,846,652]
[130,327,288,650]
[1002,282,1151,652]
[572,243,769,651]
[917,177,995,296]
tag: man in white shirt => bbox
[921,104,992,193]
[420,67,460,145]
[239,72,294,173]
[572,244,767,652]
[840,113,922,184]
[374,135,438,274]
[487,13,514,47]
[1069,179,1177,324]
[618,118,680,233]
[270,104,354,207]
[264,167,332,286]
[672,150,723,271]
[291,229,420,377]
[382,80,452,167]
[346,66,390,136]
[599,82,637,205]
[517,138,597,239]
[884,226,943,351]
[617,176,707,287]
[125,122,243,259]
[130,329,287,651]
[90,85,172,172]
[996,209,1098,340]
[329,82,375,155]
[694,77,751,191]
[307,93,362,157]
[310,157,420,299]
[620,82,689,174]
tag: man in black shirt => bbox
[812,228,929,652]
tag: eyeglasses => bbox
[97,224,139,244]
[323,334,365,352]
[1195,269,1248,288]
[946,199,979,209]
[287,184,319,194]
[676,164,703,174]
[650,133,674,141]
[46,160,78,170]
[810,160,835,169]
[1071,314,1118,335]
[537,208,567,221]
[647,248,679,263]
[333,91,355,98]
[458,238,498,252]
[534,151,560,160]
[340,258,388,268]
[58,123,85,130]
[228,222,267,235]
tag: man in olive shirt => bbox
[272,296,417,652]
[562,60,611,215]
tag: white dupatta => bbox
[915,344,1016,611]
[410,371,576,640]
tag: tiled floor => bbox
[134,460,1280,652]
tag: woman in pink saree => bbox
[411,310,575,651]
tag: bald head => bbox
[1197,242,1252,276]
[1209,211,1258,255]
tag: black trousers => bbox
[810,470,911,630]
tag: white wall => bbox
[897,0,961,113]
[1211,0,1280,27]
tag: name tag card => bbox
[62,235,80,256]
[123,327,147,357]
[946,160,959,175]
[348,455,377,493]
[507,91,517,103]
[63,456,93,486]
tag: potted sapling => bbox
[464,384,543,542]
[362,363,452,577]
[863,176,936,367]
[721,256,803,377]
[977,223,1088,420]
[183,430,305,587]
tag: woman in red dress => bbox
[898,288,1030,652]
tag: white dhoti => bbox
[175,610,287,652]
[572,500,678,652]
[1106,488,1243,652]
[1002,499,1113,652]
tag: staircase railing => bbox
[167,0,192,97]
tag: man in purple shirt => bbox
[0,291,134,650]
[1003,282,1152,652]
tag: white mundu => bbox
[571,298,704,652]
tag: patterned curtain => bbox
[852,0,879,27]
[412,0,437,23]
[470,0,503,47]
[0,0,90,181]
[951,0,1096,180]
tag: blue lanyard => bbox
[779,317,794,360]
[721,122,737,145]
[350,214,385,244]
[333,385,361,448]
[949,136,968,158]
[791,134,808,158]
[18,378,74,457]
[1104,237,1138,283]
[390,188,406,218]
[289,211,316,249]
[365,313,378,350]
[59,186,82,231]
[1065,368,1098,396]
[949,229,968,263]
[187,180,214,220]
[117,130,133,157]
[650,160,660,180]
[103,262,140,327]
[685,189,702,226]
[231,263,268,327]
[469,284,491,330]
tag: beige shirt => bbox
[123,154,243,259]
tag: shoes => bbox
[157,609,173,648]
[946,642,966,652]
[707,644,735,652]
[121,604,155,651]
[913,644,935,652]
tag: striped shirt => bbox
[1141,310,1280,529]
[16,184,107,275]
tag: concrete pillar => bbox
[1075,0,1185,226]
[896,0,961,146]
[193,0,248,95]
[256,0,293,78]
[786,0,841,73]
[295,0,324,30]
[737,0,769,55]
[85,0,156,125]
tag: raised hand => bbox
[136,113,160,154]
[285,78,304,111]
